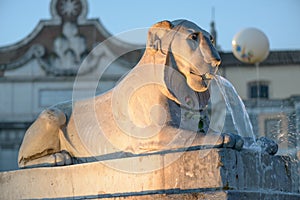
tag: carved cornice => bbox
[0,44,45,71]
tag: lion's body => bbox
[18,20,244,168]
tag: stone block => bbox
[164,149,223,190]
[0,148,299,199]
[233,149,297,192]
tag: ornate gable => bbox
[0,0,143,76]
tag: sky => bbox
[0,0,299,52]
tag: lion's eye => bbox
[189,33,198,41]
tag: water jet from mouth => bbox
[209,75,259,149]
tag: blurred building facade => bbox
[0,0,143,171]
[0,0,299,171]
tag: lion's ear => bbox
[147,20,173,53]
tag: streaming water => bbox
[212,75,258,147]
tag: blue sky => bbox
[0,0,299,51]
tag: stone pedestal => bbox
[0,148,299,199]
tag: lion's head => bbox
[145,19,221,93]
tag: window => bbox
[248,81,269,99]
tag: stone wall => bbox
[0,148,299,199]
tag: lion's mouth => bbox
[190,71,214,88]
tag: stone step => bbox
[0,148,299,199]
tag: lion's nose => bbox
[211,59,221,67]
[210,53,221,67]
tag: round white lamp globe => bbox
[232,28,270,64]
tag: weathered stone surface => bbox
[17,19,231,169]
[84,191,300,200]
[0,148,299,199]
[164,149,223,190]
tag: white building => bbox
[0,0,143,171]
[220,51,300,100]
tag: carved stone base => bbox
[0,148,299,199]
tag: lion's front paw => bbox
[54,151,73,166]
[222,133,244,150]
[256,137,278,155]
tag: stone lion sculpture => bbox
[18,20,276,168]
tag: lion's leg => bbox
[173,130,244,150]
[180,130,244,150]
[222,132,244,150]
[18,108,69,168]
[137,127,225,153]
[134,127,245,153]
[19,151,72,168]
